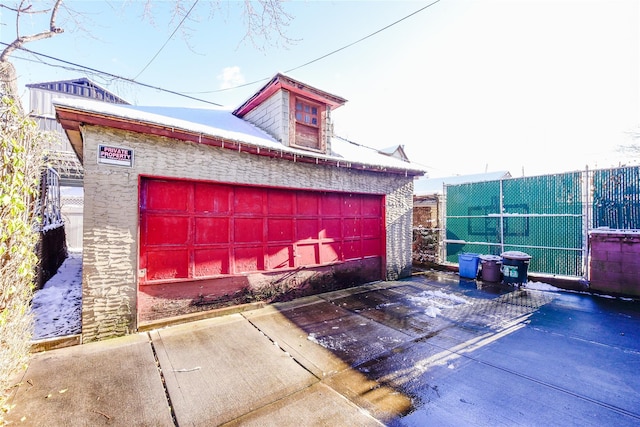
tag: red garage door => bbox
[139,178,384,285]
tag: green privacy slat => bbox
[593,166,640,229]
[444,172,585,277]
[444,168,640,278]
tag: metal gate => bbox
[444,171,587,277]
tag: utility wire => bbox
[190,0,443,94]
[2,41,223,106]
[133,0,199,80]
[2,0,442,104]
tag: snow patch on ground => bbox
[523,281,560,292]
[424,306,442,318]
[407,289,471,318]
[31,252,82,340]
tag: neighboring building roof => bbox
[53,98,426,176]
[378,145,409,162]
[27,78,129,104]
[414,171,512,195]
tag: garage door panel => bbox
[320,242,341,264]
[343,240,363,260]
[297,193,319,215]
[343,219,362,238]
[268,219,293,241]
[320,218,341,238]
[267,245,293,269]
[362,218,381,238]
[194,248,229,276]
[235,218,263,242]
[362,196,382,216]
[296,243,319,266]
[321,194,342,214]
[235,187,264,214]
[144,180,190,211]
[147,249,189,280]
[145,216,189,245]
[194,217,229,244]
[363,238,382,257]
[343,195,361,215]
[296,219,319,240]
[195,183,231,213]
[234,247,264,272]
[268,190,294,215]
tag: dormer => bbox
[233,73,347,154]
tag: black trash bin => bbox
[501,251,531,285]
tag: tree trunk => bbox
[0,60,22,113]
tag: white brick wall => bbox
[244,91,289,144]
[80,125,414,341]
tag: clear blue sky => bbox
[3,0,638,177]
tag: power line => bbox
[133,0,200,80]
[2,41,223,106]
[190,0,443,94]
[2,0,443,104]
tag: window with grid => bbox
[292,97,322,150]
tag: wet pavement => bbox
[6,271,640,426]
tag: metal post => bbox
[583,166,591,282]
[441,182,447,264]
[499,178,505,254]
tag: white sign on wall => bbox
[98,144,134,167]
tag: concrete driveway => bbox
[6,271,640,426]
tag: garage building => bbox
[54,74,425,342]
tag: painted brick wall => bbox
[589,231,640,296]
[80,126,414,341]
[244,91,288,144]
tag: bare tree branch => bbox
[1,0,64,63]
[0,3,50,14]
[0,0,64,102]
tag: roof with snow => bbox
[377,145,409,162]
[414,171,512,195]
[53,98,426,176]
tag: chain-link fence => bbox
[441,166,640,279]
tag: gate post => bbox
[499,178,505,254]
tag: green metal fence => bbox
[445,172,586,277]
[593,166,640,229]
[443,166,640,278]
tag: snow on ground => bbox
[523,281,561,292]
[407,289,472,318]
[31,252,82,340]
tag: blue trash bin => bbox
[458,253,480,279]
[501,251,531,284]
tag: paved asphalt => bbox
[6,271,640,426]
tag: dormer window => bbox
[292,97,322,151]
[295,99,318,126]
[233,73,347,154]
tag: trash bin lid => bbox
[479,255,502,262]
[458,253,479,259]
[501,251,531,260]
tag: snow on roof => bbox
[330,137,422,172]
[52,98,426,174]
[415,171,511,195]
